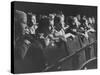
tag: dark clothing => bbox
[36,18,50,37]
[14,36,46,73]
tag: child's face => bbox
[31,15,36,24]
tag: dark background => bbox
[13,1,97,17]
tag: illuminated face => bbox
[31,15,36,24]
[77,15,81,20]
[49,14,55,26]
[49,14,55,19]
[92,17,95,24]
[88,17,93,24]
[82,16,86,20]
[60,14,65,22]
